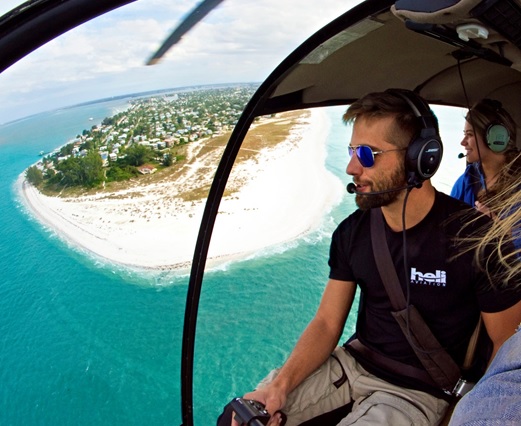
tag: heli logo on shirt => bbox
[410,267,447,287]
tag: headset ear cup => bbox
[386,89,444,184]
[486,124,509,153]
[406,137,443,185]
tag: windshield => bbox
[2,2,486,425]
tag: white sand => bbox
[18,108,345,272]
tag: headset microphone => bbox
[457,153,467,159]
[346,182,418,195]
[346,183,357,194]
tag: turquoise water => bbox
[0,101,358,425]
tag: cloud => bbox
[0,0,362,123]
[0,1,24,16]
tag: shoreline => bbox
[18,108,345,273]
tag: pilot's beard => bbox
[355,165,407,210]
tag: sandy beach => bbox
[18,108,345,272]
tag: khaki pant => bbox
[257,347,450,426]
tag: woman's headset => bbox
[486,123,510,153]
[476,99,511,153]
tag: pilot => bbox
[218,90,521,426]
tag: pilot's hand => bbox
[231,385,287,426]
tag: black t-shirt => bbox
[329,190,521,398]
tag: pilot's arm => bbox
[482,299,521,364]
[233,278,357,426]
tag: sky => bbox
[0,1,469,196]
[0,0,364,124]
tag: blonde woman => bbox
[450,179,521,425]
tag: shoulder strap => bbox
[370,208,406,310]
[370,208,461,392]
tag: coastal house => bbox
[137,164,156,175]
[164,138,175,147]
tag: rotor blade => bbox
[146,0,225,65]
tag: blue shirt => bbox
[449,326,521,425]
[451,163,521,251]
[450,163,484,207]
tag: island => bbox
[19,85,345,272]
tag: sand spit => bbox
[19,108,345,272]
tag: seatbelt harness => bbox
[366,207,478,396]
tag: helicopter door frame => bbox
[180,1,394,424]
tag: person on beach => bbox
[449,180,521,425]
[217,90,521,426]
[450,99,521,248]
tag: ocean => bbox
[0,99,465,425]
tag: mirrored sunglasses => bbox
[348,145,406,168]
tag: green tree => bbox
[80,151,104,187]
[102,116,115,126]
[59,143,74,157]
[44,168,56,180]
[162,153,173,167]
[124,144,152,167]
[53,152,104,189]
[56,156,82,187]
[106,165,137,182]
[80,139,95,151]
[25,166,43,186]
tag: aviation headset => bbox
[386,89,443,187]
[466,99,511,154]
[486,123,510,152]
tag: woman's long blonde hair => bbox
[473,154,521,284]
